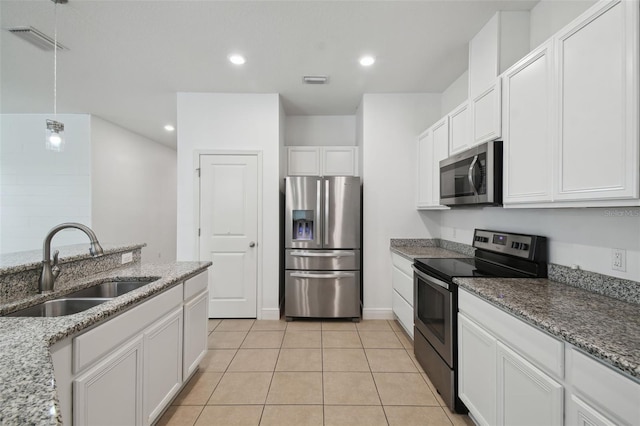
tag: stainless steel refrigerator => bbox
[284,176,361,321]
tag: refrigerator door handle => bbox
[324,179,329,245]
[289,251,355,257]
[316,179,322,245]
[290,272,356,279]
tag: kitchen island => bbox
[0,245,210,425]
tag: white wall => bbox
[0,114,92,253]
[529,0,597,50]
[441,70,469,117]
[284,115,356,146]
[91,116,177,263]
[360,93,442,319]
[176,93,281,319]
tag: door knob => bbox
[249,241,256,247]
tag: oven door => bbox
[413,266,453,367]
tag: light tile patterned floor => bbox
[156,319,474,426]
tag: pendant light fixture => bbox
[46,0,67,152]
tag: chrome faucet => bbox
[40,222,104,293]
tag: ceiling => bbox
[1,0,539,148]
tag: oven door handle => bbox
[412,265,450,290]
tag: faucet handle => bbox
[52,250,61,278]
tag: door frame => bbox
[193,150,263,318]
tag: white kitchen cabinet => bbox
[471,79,502,145]
[73,335,144,426]
[496,341,563,426]
[459,289,564,426]
[448,101,471,155]
[143,306,183,425]
[416,129,433,208]
[565,345,640,426]
[183,290,209,378]
[287,146,358,176]
[458,313,497,426]
[502,41,555,205]
[416,116,450,210]
[554,0,639,202]
[468,11,529,146]
[391,252,414,338]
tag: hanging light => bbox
[46,0,67,151]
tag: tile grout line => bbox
[357,325,391,425]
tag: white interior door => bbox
[199,154,258,318]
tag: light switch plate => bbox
[121,252,133,264]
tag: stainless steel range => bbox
[412,229,547,413]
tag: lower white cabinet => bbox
[459,289,564,426]
[459,288,640,426]
[183,289,209,379]
[73,336,144,426]
[496,341,563,426]
[458,313,497,426]
[143,307,184,424]
[52,270,210,426]
[390,252,414,338]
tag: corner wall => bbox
[176,92,281,319]
[360,93,442,319]
[91,116,177,263]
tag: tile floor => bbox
[156,319,474,426]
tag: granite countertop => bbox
[391,246,468,260]
[455,277,640,381]
[0,261,212,425]
[0,243,146,275]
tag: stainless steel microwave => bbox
[439,141,503,206]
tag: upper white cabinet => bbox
[416,117,450,209]
[448,101,471,155]
[554,0,639,202]
[469,11,529,145]
[287,146,359,176]
[502,41,555,205]
[502,0,639,207]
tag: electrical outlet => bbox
[121,252,133,264]
[612,248,626,272]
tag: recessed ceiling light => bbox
[359,55,376,67]
[229,54,246,65]
[164,124,175,132]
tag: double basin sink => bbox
[6,278,159,318]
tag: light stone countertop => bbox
[455,277,640,381]
[0,261,211,425]
[391,246,468,260]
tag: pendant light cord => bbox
[53,2,58,117]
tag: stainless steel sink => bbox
[65,278,158,298]
[6,298,109,317]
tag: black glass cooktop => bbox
[414,257,532,283]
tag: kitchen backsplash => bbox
[391,238,640,305]
[0,244,144,302]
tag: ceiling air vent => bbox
[8,26,67,51]
[303,76,329,85]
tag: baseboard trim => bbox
[362,308,395,320]
[260,308,281,321]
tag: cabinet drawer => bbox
[567,345,640,425]
[391,252,413,277]
[459,289,563,379]
[392,265,413,307]
[184,271,207,301]
[74,284,183,373]
[392,290,414,339]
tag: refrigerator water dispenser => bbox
[292,210,314,241]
